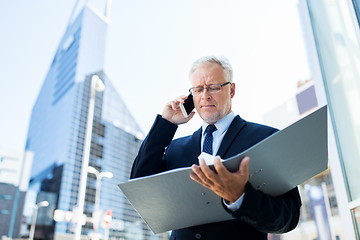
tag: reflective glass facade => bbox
[306,0,360,201]
[305,0,360,237]
[24,6,166,240]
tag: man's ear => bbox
[230,83,235,98]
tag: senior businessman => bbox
[130,56,301,240]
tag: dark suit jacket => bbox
[131,115,301,240]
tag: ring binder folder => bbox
[119,106,328,234]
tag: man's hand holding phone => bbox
[162,94,195,125]
[180,94,195,118]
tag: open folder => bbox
[118,105,328,234]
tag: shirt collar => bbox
[202,111,236,136]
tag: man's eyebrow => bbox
[194,81,221,87]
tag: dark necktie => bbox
[203,124,217,155]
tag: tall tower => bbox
[24,2,164,239]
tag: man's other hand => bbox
[190,156,250,203]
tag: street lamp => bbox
[87,166,113,211]
[29,201,49,240]
[88,166,113,239]
[74,75,105,240]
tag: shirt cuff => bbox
[223,193,245,212]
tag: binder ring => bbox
[250,169,263,178]
[256,182,266,190]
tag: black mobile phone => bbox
[180,94,194,118]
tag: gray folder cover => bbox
[118,106,328,234]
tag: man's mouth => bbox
[201,105,215,109]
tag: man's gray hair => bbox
[189,55,233,83]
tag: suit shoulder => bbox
[236,117,278,140]
[171,135,192,144]
[244,120,278,133]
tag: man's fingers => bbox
[170,100,180,110]
[213,157,229,176]
[239,156,250,176]
[170,95,188,110]
[189,172,201,183]
[171,95,187,110]
[174,95,187,103]
[199,159,218,180]
[192,163,214,187]
[189,173,211,188]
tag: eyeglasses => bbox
[189,82,231,96]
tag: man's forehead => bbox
[190,64,224,82]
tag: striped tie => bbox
[203,125,217,155]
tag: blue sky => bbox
[0,0,310,151]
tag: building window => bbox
[0,210,10,215]
[0,195,12,200]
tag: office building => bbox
[0,148,33,238]
[297,0,360,238]
[24,3,166,240]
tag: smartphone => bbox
[180,94,194,118]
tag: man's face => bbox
[190,63,235,124]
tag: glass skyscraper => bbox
[24,4,166,240]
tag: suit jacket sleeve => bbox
[130,115,177,179]
[225,183,301,233]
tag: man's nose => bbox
[200,88,211,99]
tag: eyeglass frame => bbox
[189,82,231,95]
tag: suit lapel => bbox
[217,115,246,158]
[189,127,202,165]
